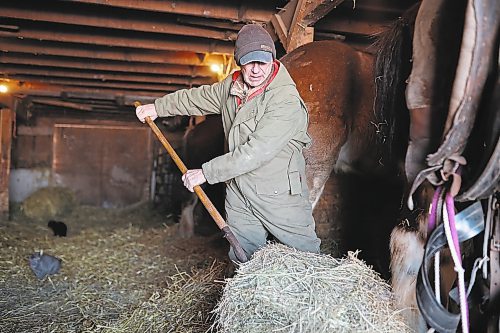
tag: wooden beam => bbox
[287,0,311,51]
[115,95,158,106]
[271,13,290,48]
[0,108,13,218]
[286,0,344,52]
[61,92,160,105]
[61,0,276,23]
[11,82,165,99]
[0,65,215,86]
[29,103,137,115]
[6,75,188,92]
[29,97,138,113]
[315,17,389,36]
[0,22,234,54]
[270,0,298,48]
[11,89,161,106]
[0,24,19,32]
[0,53,216,77]
[300,0,345,26]
[270,0,345,52]
[176,17,244,33]
[0,38,222,66]
[31,98,93,111]
[354,2,414,15]
[0,3,238,41]
[12,85,173,98]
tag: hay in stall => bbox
[0,204,227,333]
[212,243,411,333]
[20,186,77,222]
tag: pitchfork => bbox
[134,102,248,263]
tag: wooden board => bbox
[53,124,152,207]
[0,109,14,217]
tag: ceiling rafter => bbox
[10,75,183,92]
[315,17,389,36]
[0,53,216,78]
[0,0,416,114]
[0,21,234,54]
[271,0,345,52]
[0,65,214,86]
[13,85,166,100]
[0,38,216,66]
[30,98,94,111]
[61,0,276,23]
[0,3,238,41]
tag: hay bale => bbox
[212,243,411,333]
[21,187,76,221]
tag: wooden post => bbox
[270,0,345,53]
[0,108,14,219]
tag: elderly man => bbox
[136,24,320,263]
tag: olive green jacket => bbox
[154,62,312,197]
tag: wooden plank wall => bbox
[10,112,153,207]
[0,108,14,218]
[52,124,152,207]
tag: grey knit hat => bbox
[234,24,276,65]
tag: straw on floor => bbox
[0,204,227,333]
[212,243,412,333]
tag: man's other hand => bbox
[182,169,207,192]
[136,103,158,123]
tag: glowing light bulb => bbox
[0,84,8,93]
[210,63,222,73]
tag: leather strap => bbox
[417,224,461,332]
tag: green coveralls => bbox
[154,62,321,262]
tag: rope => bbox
[429,186,443,302]
[434,252,441,303]
[482,196,496,279]
[467,256,489,296]
[428,186,442,232]
[442,193,469,333]
[427,186,443,303]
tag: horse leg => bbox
[305,117,348,210]
[390,183,436,331]
[390,216,427,332]
[178,193,198,238]
[390,212,459,332]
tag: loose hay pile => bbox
[21,186,76,222]
[213,243,411,333]
[0,204,227,333]
[110,263,223,332]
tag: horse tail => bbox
[374,4,419,160]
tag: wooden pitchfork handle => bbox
[135,103,248,263]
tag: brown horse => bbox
[282,40,405,276]
[282,40,398,208]
[283,0,498,330]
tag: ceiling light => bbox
[0,84,8,93]
[210,64,223,74]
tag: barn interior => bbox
[0,0,421,332]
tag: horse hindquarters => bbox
[281,40,374,207]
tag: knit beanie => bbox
[234,24,276,65]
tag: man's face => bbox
[240,61,273,88]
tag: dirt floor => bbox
[0,203,230,333]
